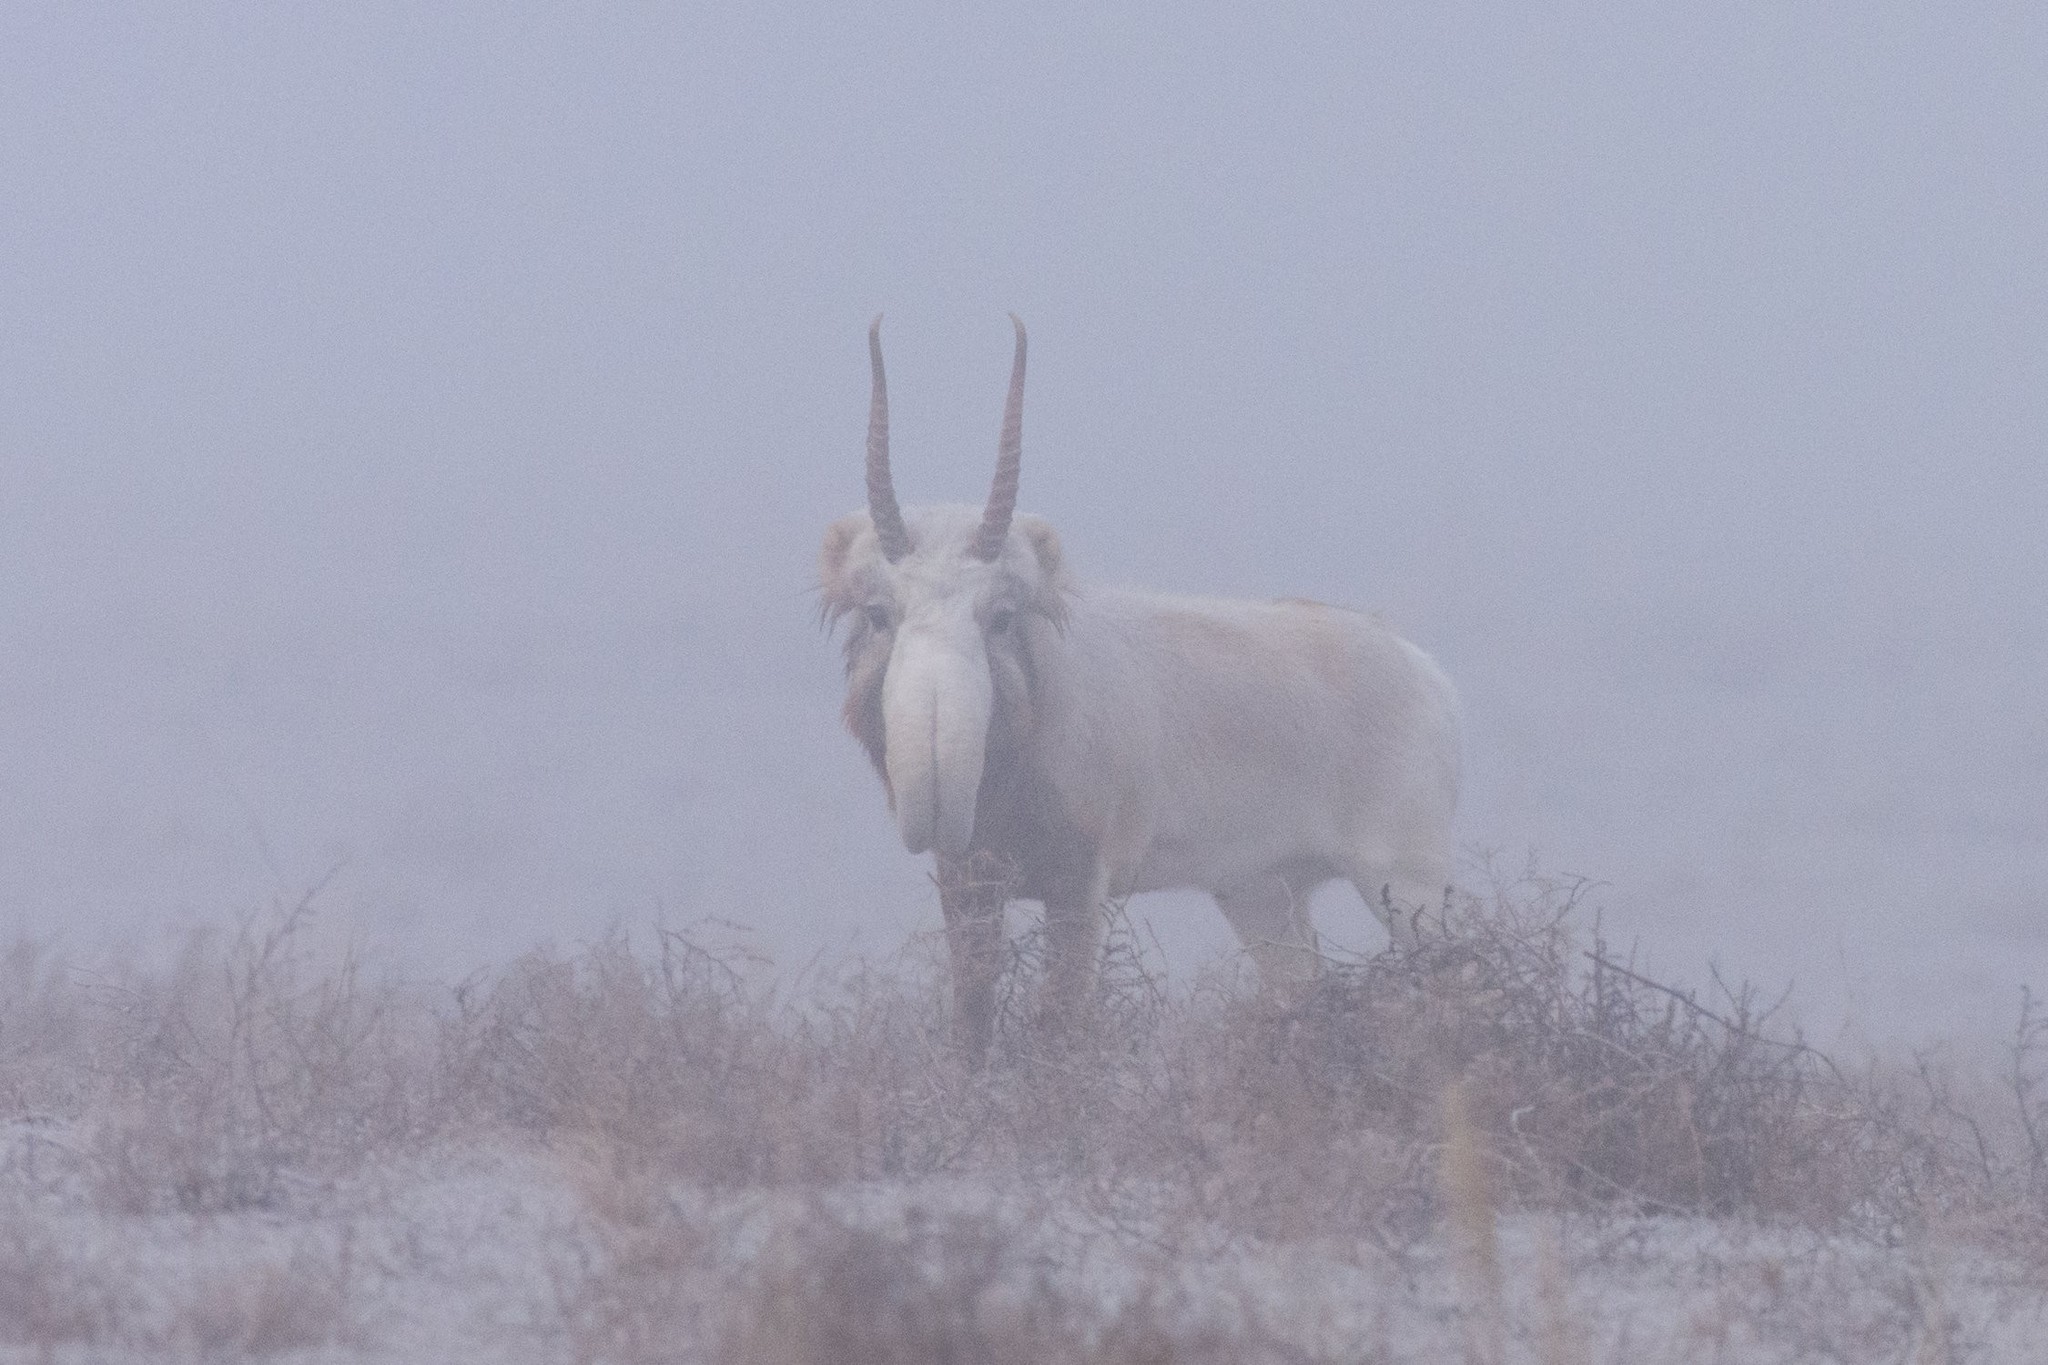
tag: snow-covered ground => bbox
[7,1119,2047,1362]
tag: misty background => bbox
[2,3,2042,1045]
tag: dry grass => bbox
[711,1203,1291,1365]
[174,1247,354,1357]
[77,886,443,1216]
[0,1203,352,1356]
[5,868,2048,1357]
[0,1210,128,1347]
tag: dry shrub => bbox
[562,1195,1300,1365]
[27,869,2048,1362]
[82,888,441,1213]
[0,1207,130,1347]
[436,904,1174,1197]
[504,870,2046,1305]
[1849,990,2048,1259]
[715,1204,1293,1365]
[1124,871,1882,1246]
[0,940,90,1118]
[0,1209,352,1356]
[12,865,2048,1284]
[438,924,932,1187]
[555,1198,711,1365]
[174,1245,354,1357]
[721,1209,1026,1365]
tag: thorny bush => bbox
[7,869,2048,1259]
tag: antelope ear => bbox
[818,514,870,618]
[1016,515,1071,627]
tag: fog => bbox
[3,3,2042,1044]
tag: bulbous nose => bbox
[881,623,992,859]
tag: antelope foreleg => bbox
[937,852,1011,1064]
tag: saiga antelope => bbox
[821,317,1459,1058]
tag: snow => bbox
[6,1120,2044,1362]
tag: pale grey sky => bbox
[3,2,2043,1041]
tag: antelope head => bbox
[820,316,1069,858]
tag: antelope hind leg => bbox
[1215,872,1322,991]
[1347,850,1451,948]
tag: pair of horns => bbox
[865,314,1026,563]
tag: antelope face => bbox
[819,318,1066,858]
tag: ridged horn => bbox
[972,314,1027,561]
[865,315,911,562]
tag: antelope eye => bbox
[863,605,893,631]
[987,608,1016,635]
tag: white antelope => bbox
[821,317,1460,1057]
